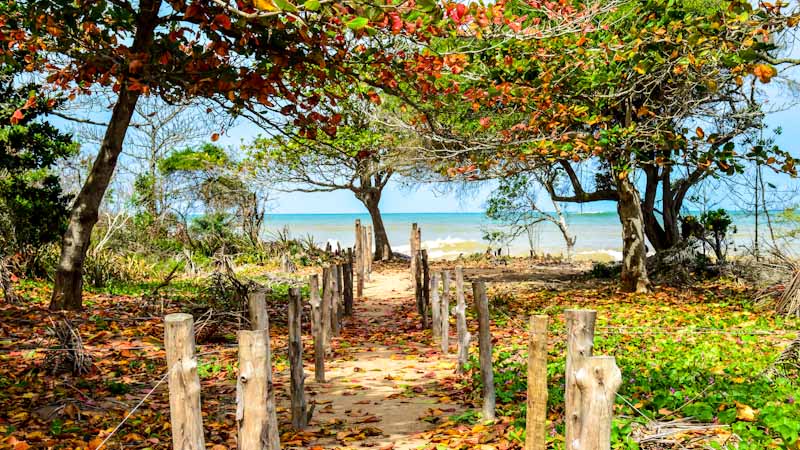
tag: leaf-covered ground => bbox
[0,262,798,449]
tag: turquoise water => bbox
[262,211,786,260]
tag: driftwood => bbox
[46,318,93,375]
[473,281,495,420]
[165,314,205,450]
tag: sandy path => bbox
[300,269,464,449]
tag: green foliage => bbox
[0,60,76,272]
[461,285,800,448]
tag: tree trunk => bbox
[361,195,392,261]
[50,0,162,310]
[615,175,651,293]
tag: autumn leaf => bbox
[735,402,757,422]
[211,133,220,142]
[695,127,705,139]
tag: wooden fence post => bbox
[248,289,268,331]
[344,249,354,316]
[245,290,281,449]
[309,275,325,383]
[354,220,363,298]
[237,329,279,450]
[365,224,373,278]
[421,250,430,329]
[410,223,419,285]
[321,267,332,352]
[164,313,205,450]
[330,265,341,337]
[526,315,549,450]
[431,271,441,339]
[337,263,345,324]
[441,271,451,354]
[473,281,495,420]
[288,287,308,429]
[575,356,621,450]
[454,266,470,374]
[565,309,597,450]
[415,251,424,322]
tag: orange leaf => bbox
[211,133,220,142]
[10,109,24,125]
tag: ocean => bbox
[261,211,794,261]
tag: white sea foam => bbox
[576,249,623,261]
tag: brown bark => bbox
[50,0,162,311]
[360,192,392,261]
[615,175,651,293]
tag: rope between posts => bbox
[95,370,169,450]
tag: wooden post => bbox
[473,281,495,420]
[164,313,205,450]
[245,291,281,449]
[526,315,549,450]
[321,267,332,352]
[565,309,597,450]
[237,329,279,450]
[344,249,354,316]
[415,251,424,321]
[441,271,451,354]
[365,224,373,279]
[330,264,341,337]
[288,287,308,429]
[431,271,441,339]
[337,263,345,324]
[309,275,325,383]
[454,266,470,374]
[421,250,430,329]
[410,223,419,285]
[575,357,621,450]
[247,289,268,331]
[355,220,363,298]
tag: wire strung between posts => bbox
[95,370,169,450]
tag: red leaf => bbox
[211,132,220,142]
[215,14,232,30]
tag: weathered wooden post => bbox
[365,224,373,278]
[431,271,441,339]
[565,309,597,450]
[575,357,622,450]
[526,315,549,450]
[288,287,308,429]
[321,267,332,352]
[355,220,363,298]
[245,290,281,449]
[441,271,451,354]
[344,249,354,316]
[337,263,345,324]
[473,281,495,420]
[421,250,430,329]
[248,289,268,331]
[454,267,470,373]
[330,265,341,337]
[309,275,325,383]
[410,223,419,285]
[237,329,279,450]
[415,251,424,321]
[165,313,205,450]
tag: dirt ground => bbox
[295,268,465,449]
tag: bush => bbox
[591,261,621,278]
